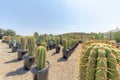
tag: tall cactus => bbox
[35,46,46,70]
[79,43,120,80]
[20,36,26,51]
[27,36,35,56]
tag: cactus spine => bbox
[35,46,46,70]
[79,43,120,80]
[27,37,35,56]
[20,36,26,51]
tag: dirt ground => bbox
[0,40,82,80]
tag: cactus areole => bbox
[79,43,120,80]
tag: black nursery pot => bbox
[56,46,60,53]
[31,61,50,80]
[62,49,69,59]
[49,45,53,50]
[17,50,28,60]
[12,46,18,52]
[23,55,35,70]
[79,40,83,44]
[9,43,13,48]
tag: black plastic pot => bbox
[56,46,60,53]
[31,61,50,80]
[53,44,56,49]
[23,55,35,70]
[17,50,28,60]
[49,45,53,50]
[9,43,13,48]
[62,49,69,59]
[79,40,83,44]
[12,46,18,52]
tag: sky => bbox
[0,0,120,35]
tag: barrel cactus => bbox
[20,37,26,51]
[79,43,120,80]
[35,46,46,70]
[27,37,35,56]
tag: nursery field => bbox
[0,40,81,80]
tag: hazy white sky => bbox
[0,0,119,35]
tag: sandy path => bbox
[0,40,81,80]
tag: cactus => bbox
[20,36,26,51]
[79,43,120,80]
[62,39,69,50]
[55,37,60,47]
[27,37,35,56]
[41,42,47,49]
[35,46,46,70]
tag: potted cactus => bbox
[41,42,47,49]
[31,46,50,80]
[55,37,60,53]
[17,36,27,60]
[11,39,18,52]
[62,39,69,59]
[79,43,120,80]
[23,37,36,70]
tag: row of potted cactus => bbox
[16,36,50,80]
[62,38,81,59]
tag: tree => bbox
[115,31,120,43]
[0,28,5,39]
[33,32,39,39]
[4,29,16,36]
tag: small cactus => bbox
[35,46,46,70]
[27,36,35,56]
[20,36,26,51]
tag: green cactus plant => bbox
[35,46,46,70]
[62,39,69,50]
[41,42,47,49]
[20,36,26,51]
[27,36,35,56]
[79,43,120,80]
[55,37,60,47]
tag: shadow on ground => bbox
[4,59,19,64]
[51,52,57,56]
[57,57,67,62]
[6,67,28,76]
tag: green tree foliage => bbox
[115,31,120,43]
[0,28,16,39]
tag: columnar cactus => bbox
[79,43,120,80]
[55,37,60,47]
[41,42,47,49]
[27,37,35,56]
[62,39,69,50]
[20,36,26,51]
[35,46,46,70]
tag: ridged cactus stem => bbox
[35,46,46,70]
[27,37,35,56]
[79,43,120,80]
[20,37,26,51]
